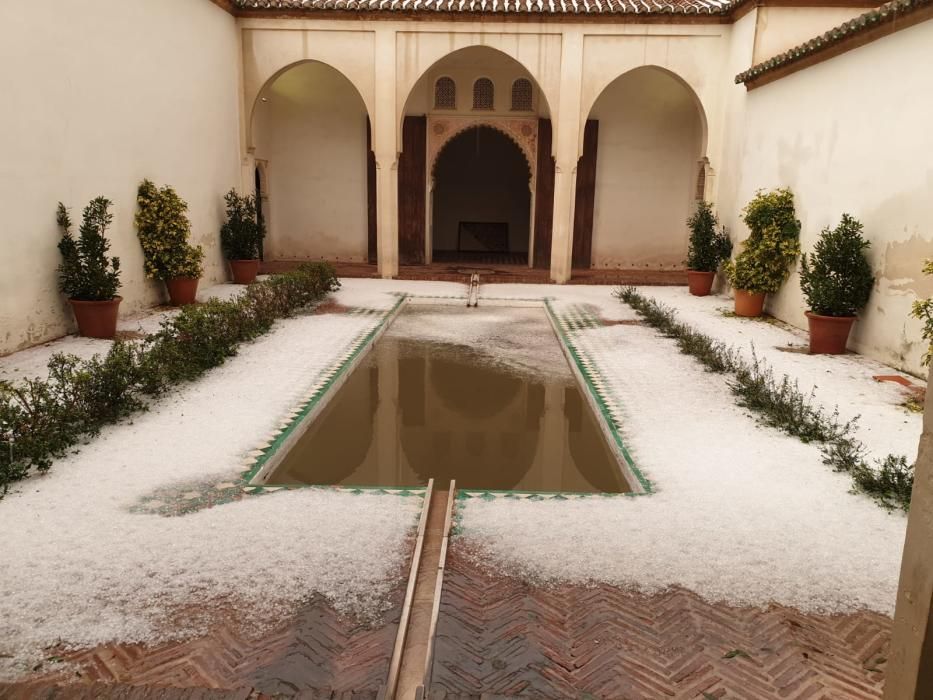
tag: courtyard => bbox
[0,275,924,698]
[2,0,933,697]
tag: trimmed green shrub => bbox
[800,214,874,317]
[686,202,732,273]
[0,263,339,495]
[136,180,204,280]
[911,259,933,366]
[617,286,914,511]
[220,189,264,261]
[57,198,121,301]
[724,188,801,294]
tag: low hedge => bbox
[0,263,339,494]
[617,287,914,511]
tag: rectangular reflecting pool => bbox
[261,305,631,493]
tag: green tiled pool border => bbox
[545,300,652,494]
[240,296,408,488]
[235,292,651,500]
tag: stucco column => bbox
[240,149,256,196]
[374,28,399,278]
[549,31,585,284]
[885,366,933,699]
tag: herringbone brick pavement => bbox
[429,547,891,700]
[11,593,401,698]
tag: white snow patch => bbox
[634,286,923,464]
[0,296,421,679]
[457,316,908,616]
[0,278,917,675]
[387,305,571,380]
[0,282,251,383]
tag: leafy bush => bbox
[136,180,204,280]
[911,259,933,365]
[724,188,801,294]
[0,263,339,494]
[686,202,732,272]
[617,286,914,511]
[220,189,264,261]
[799,214,874,317]
[57,198,121,301]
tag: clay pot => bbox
[229,259,260,285]
[686,270,715,297]
[734,289,766,317]
[69,297,122,339]
[166,277,199,306]
[806,311,856,355]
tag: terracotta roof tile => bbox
[233,0,733,13]
[735,0,931,84]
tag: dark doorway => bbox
[432,127,531,266]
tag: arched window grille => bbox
[472,78,494,110]
[510,78,533,111]
[434,77,456,110]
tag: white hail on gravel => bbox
[635,286,924,464]
[0,277,916,676]
[457,283,910,617]
[0,280,463,679]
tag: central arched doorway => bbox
[431,126,532,265]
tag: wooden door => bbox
[533,118,555,270]
[398,115,427,265]
[572,119,599,270]
[366,117,377,264]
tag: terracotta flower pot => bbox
[166,277,199,306]
[69,297,122,339]
[806,311,856,355]
[734,289,766,317]
[686,270,715,297]
[229,259,259,285]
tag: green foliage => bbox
[724,188,801,294]
[799,214,874,317]
[686,202,732,273]
[135,180,204,281]
[617,286,914,511]
[0,263,339,495]
[220,189,264,261]
[911,259,933,365]
[56,198,121,301]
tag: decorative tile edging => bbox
[145,291,650,515]
[242,297,410,488]
[545,301,653,494]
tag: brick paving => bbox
[429,546,891,700]
[260,260,685,286]
[7,592,402,699]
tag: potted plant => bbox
[685,201,732,296]
[800,214,874,354]
[135,179,205,305]
[56,198,122,338]
[220,189,264,284]
[724,188,801,317]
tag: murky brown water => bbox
[264,306,630,493]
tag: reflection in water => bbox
[265,307,630,493]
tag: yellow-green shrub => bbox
[724,188,801,294]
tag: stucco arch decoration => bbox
[428,117,537,192]
[581,64,711,156]
[397,40,558,147]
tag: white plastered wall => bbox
[728,19,933,376]
[752,6,874,63]
[0,0,241,355]
[589,67,704,269]
[252,62,370,262]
